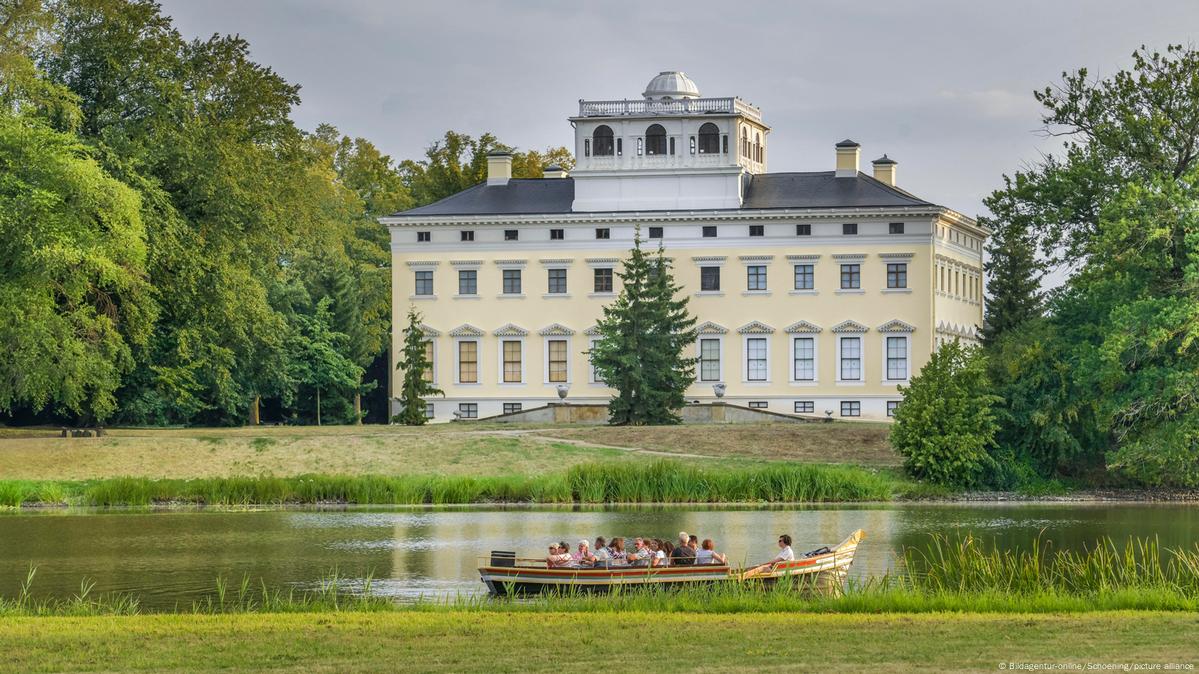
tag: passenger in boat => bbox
[546,543,573,568]
[671,532,696,565]
[659,540,674,566]
[773,534,795,563]
[688,534,699,552]
[696,539,727,565]
[608,537,627,564]
[592,537,610,566]
[629,537,653,567]
[649,539,667,567]
[572,539,595,565]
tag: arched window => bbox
[645,124,667,156]
[698,122,720,154]
[755,132,762,162]
[741,128,749,157]
[593,125,614,157]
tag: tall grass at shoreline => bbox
[0,460,900,507]
[4,536,1199,617]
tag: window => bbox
[648,226,663,239]
[458,341,478,383]
[504,229,518,241]
[588,338,604,384]
[690,136,696,154]
[698,122,720,154]
[502,340,521,383]
[840,264,861,289]
[700,266,721,292]
[645,124,667,155]
[841,401,861,417]
[746,338,768,382]
[794,400,814,414]
[550,228,564,240]
[422,341,434,383]
[886,336,908,381]
[839,337,861,381]
[503,402,523,415]
[796,224,811,236]
[749,224,764,237]
[793,337,815,381]
[747,265,767,291]
[547,339,568,383]
[842,223,858,235]
[748,401,768,409]
[460,230,474,242]
[424,403,435,419]
[593,268,613,293]
[722,135,728,154]
[887,263,907,289]
[417,231,431,242]
[889,222,905,235]
[547,269,567,294]
[584,138,590,157]
[458,403,477,419]
[702,225,717,238]
[458,269,477,295]
[699,338,721,382]
[617,138,622,156]
[414,270,434,296]
[593,125,614,156]
[793,264,814,290]
[669,137,675,155]
[595,228,610,240]
[502,269,521,295]
[887,401,900,417]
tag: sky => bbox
[157,0,1198,219]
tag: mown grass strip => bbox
[0,460,901,507]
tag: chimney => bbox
[872,155,897,186]
[487,151,513,186]
[543,164,568,179]
[835,139,860,178]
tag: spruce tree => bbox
[393,308,442,425]
[980,211,1044,345]
[590,234,697,424]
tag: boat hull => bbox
[479,529,864,596]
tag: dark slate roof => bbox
[741,172,932,209]
[387,172,933,217]
[393,179,576,217]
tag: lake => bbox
[1,503,1196,609]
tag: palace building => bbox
[381,71,987,421]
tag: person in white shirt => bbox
[772,534,795,563]
[696,539,727,565]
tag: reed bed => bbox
[0,460,899,507]
[5,536,1199,616]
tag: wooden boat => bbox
[478,529,864,596]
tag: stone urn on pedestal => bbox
[556,384,570,401]
[712,383,726,399]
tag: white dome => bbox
[643,71,700,100]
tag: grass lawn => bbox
[532,422,897,465]
[0,422,897,480]
[1,611,1195,673]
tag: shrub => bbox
[891,340,1001,487]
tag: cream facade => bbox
[382,72,986,422]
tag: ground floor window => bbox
[794,400,814,414]
[748,401,768,409]
[699,338,721,382]
[458,403,478,419]
[547,339,568,383]
[422,341,435,383]
[458,340,478,383]
[503,402,522,415]
[887,400,900,417]
[746,337,767,381]
[503,340,522,383]
[840,401,861,417]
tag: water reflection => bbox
[0,503,1194,609]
